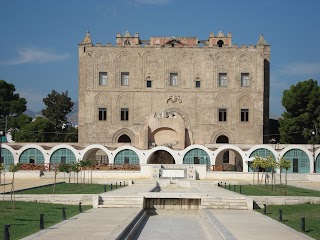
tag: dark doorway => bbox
[293,158,298,173]
[194,157,200,164]
[148,150,175,164]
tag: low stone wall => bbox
[252,196,320,208]
[1,194,96,205]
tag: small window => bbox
[241,109,249,122]
[146,80,152,88]
[219,108,227,122]
[217,40,224,47]
[195,80,201,88]
[121,108,129,121]
[241,73,250,87]
[121,72,129,86]
[169,73,178,86]
[98,108,107,121]
[99,72,107,86]
[219,73,227,87]
[29,157,35,164]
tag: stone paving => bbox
[1,178,318,239]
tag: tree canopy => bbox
[0,80,27,132]
[13,117,55,142]
[279,79,320,144]
[42,90,74,130]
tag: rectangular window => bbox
[98,108,107,121]
[219,73,227,87]
[219,108,227,122]
[241,73,250,87]
[121,72,129,86]
[99,72,107,86]
[241,109,249,122]
[195,80,201,88]
[146,80,152,88]
[121,108,129,121]
[169,73,178,86]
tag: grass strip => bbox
[222,184,320,196]
[255,204,320,240]
[14,183,126,194]
[0,201,92,240]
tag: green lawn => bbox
[225,184,320,196]
[0,201,92,240]
[15,183,126,194]
[256,204,320,240]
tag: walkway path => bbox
[21,181,314,240]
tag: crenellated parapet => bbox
[79,31,269,49]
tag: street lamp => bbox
[312,131,316,173]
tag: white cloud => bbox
[4,48,70,65]
[133,0,170,5]
[280,62,320,77]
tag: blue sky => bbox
[1,0,320,118]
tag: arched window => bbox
[217,40,224,47]
[118,134,131,143]
[216,135,229,143]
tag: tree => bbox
[0,80,27,131]
[278,157,291,187]
[252,156,262,184]
[13,117,55,142]
[42,90,73,132]
[279,79,320,144]
[9,163,21,209]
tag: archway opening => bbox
[249,148,276,172]
[19,148,45,165]
[0,148,14,170]
[217,40,224,47]
[283,149,310,173]
[215,149,243,172]
[216,135,229,143]
[118,134,131,143]
[183,148,210,168]
[148,150,175,164]
[50,148,76,167]
[114,149,139,165]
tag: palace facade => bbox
[78,31,270,154]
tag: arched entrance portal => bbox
[216,135,230,164]
[148,150,175,164]
[215,148,243,172]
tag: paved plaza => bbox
[12,179,315,240]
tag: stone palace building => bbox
[78,31,270,151]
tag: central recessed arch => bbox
[216,135,229,164]
[148,150,175,164]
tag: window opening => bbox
[146,80,152,88]
[169,73,178,86]
[98,108,107,121]
[195,80,201,88]
[241,73,250,87]
[121,72,129,86]
[219,73,227,87]
[99,72,108,86]
[241,109,249,122]
[121,108,129,121]
[217,40,224,47]
[219,109,227,122]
